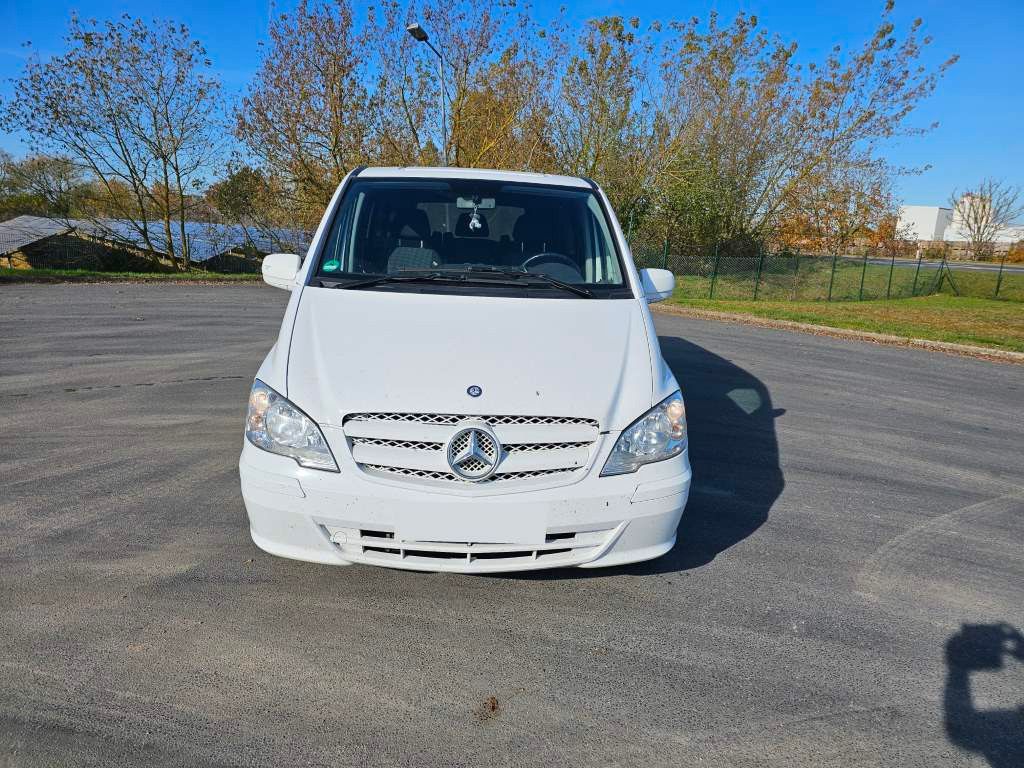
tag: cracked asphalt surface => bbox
[1,283,1022,767]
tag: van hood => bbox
[286,288,655,431]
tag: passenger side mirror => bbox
[262,253,302,290]
[638,268,675,304]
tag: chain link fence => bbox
[630,241,1024,303]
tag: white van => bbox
[240,167,691,572]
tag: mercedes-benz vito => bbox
[239,166,691,572]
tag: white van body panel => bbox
[286,289,655,432]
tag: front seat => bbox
[386,208,439,273]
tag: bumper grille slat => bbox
[359,464,576,484]
[322,525,621,571]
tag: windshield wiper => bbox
[461,266,594,298]
[321,270,525,291]
[320,271,450,290]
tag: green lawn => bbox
[0,267,261,283]
[668,294,1024,353]
[667,256,1024,303]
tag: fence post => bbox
[886,250,896,299]
[858,252,868,301]
[753,247,766,300]
[709,244,720,299]
[911,255,922,296]
[994,250,1008,298]
[943,256,960,296]
[792,250,800,300]
[827,253,839,301]
[662,235,669,270]
[935,249,948,294]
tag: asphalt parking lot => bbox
[1,283,1022,767]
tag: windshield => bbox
[313,178,630,298]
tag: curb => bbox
[652,304,1024,366]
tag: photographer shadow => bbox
[639,335,785,573]
[944,623,1024,767]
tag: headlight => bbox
[245,379,338,471]
[601,391,687,476]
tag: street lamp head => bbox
[406,23,429,43]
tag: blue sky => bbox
[2,0,1022,206]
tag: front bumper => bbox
[239,440,690,574]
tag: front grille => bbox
[343,412,600,488]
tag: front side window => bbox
[314,179,630,298]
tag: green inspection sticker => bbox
[322,259,340,272]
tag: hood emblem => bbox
[467,385,482,398]
[446,422,501,481]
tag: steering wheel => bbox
[521,252,580,273]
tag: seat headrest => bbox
[392,208,430,241]
[512,212,551,245]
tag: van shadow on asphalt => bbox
[943,623,1024,768]
[521,335,784,579]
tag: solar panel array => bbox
[0,215,311,262]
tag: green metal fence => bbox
[629,241,1024,303]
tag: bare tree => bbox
[552,17,656,219]
[416,0,562,170]
[1,14,224,269]
[949,179,1024,260]
[236,0,564,225]
[236,0,373,230]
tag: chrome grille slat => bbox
[351,437,444,451]
[506,441,591,453]
[345,412,598,427]
[350,437,591,453]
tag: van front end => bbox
[239,410,690,573]
[239,166,691,573]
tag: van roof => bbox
[357,166,592,189]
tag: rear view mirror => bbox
[456,196,495,209]
[262,253,302,290]
[638,268,675,303]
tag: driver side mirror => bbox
[262,253,302,290]
[639,268,675,303]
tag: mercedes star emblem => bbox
[445,421,501,481]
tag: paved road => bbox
[1,284,1021,768]
[864,256,1024,273]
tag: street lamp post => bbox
[406,22,447,166]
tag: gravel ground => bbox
[1,283,1021,768]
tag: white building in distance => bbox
[898,199,1024,244]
